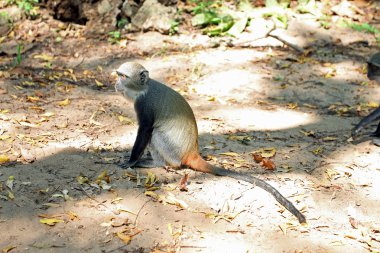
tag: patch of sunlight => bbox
[189,234,253,253]
[324,146,380,202]
[193,69,265,99]
[0,121,12,133]
[199,107,316,132]
[195,49,267,66]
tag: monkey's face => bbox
[115,62,150,101]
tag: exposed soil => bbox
[1,3,380,253]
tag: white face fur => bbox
[115,62,149,101]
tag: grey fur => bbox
[116,62,198,165]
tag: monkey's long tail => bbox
[185,154,306,223]
[213,167,306,224]
[352,107,380,137]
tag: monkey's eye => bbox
[117,73,129,80]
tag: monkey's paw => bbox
[118,160,137,169]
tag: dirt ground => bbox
[1,6,380,253]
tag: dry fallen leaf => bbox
[116,232,132,244]
[111,218,129,227]
[34,54,54,61]
[0,135,11,140]
[219,152,240,157]
[89,111,104,126]
[300,130,316,137]
[40,218,64,226]
[2,245,16,253]
[96,170,110,184]
[349,217,359,229]
[287,103,298,109]
[165,193,189,209]
[145,172,158,188]
[6,176,14,191]
[76,175,89,184]
[110,197,123,204]
[41,111,55,117]
[262,158,276,170]
[67,211,79,221]
[116,229,141,244]
[8,191,14,200]
[95,79,104,87]
[0,155,10,164]
[57,98,70,106]
[252,148,276,158]
[27,96,40,103]
[252,153,263,163]
[322,136,337,142]
[117,115,133,125]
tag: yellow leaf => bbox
[145,172,157,188]
[312,147,322,155]
[27,96,40,102]
[322,136,337,142]
[300,130,315,137]
[8,191,14,200]
[110,197,123,204]
[325,168,339,180]
[252,148,277,158]
[368,102,379,108]
[39,218,64,226]
[2,245,16,253]
[117,115,133,125]
[19,121,39,128]
[0,135,11,141]
[219,152,240,157]
[41,112,55,117]
[57,98,70,106]
[76,175,89,184]
[95,79,104,87]
[67,211,79,221]
[89,111,104,126]
[22,81,35,86]
[29,106,45,112]
[42,203,60,208]
[287,103,298,109]
[116,233,132,244]
[6,176,14,190]
[228,135,252,142]
[97,170,109,182]
[144,191,159,200]
[34,54,54,61]
[165,193,188,209]
[167,223,173,235]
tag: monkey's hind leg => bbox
[135,147,166,168]
[150,131,182,167]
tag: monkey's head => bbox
[115,62,150,100]
[367,52,380,83]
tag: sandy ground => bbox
[1,11,380,253]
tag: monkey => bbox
[115,62,306,224]
[367,52,380,83]
[352,52,380,138]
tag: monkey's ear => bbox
[140,70,149,85]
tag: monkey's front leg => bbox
[119,125,153,169]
